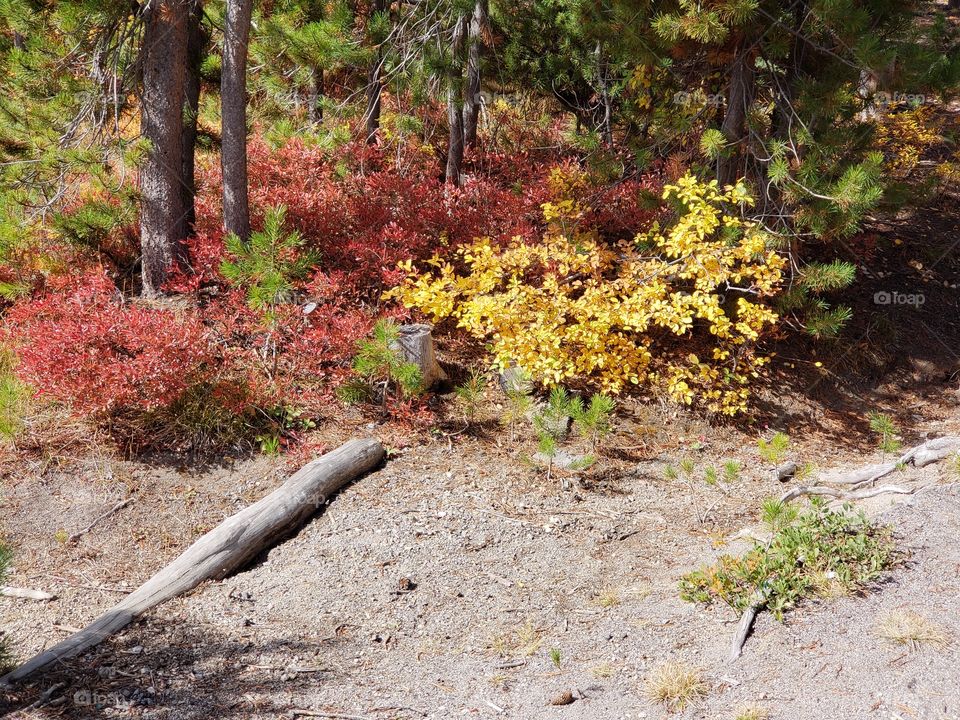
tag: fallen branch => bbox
[0,586,56,601]
[67,497,134,543]
[0,438,385,688]
[782,437,960,500]
[779,484,914,504]
[772,461,798,482]
[729,587,770,663]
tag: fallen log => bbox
[0,438,385,688]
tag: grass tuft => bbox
[875,609,951,651]
[643,661,708,711]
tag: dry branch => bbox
[67,497,134,543]
[779,484,913,504]
[729,584,772,663]
[782,436,960,500]
[0,586,56,601]
[0,438,385,688]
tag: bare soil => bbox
[3,360,960,720]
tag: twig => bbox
[25,682,66,710]
[0,586,56,601]
[67,497,134,543]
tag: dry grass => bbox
[488,619,543,658]
[733,704,770,720]
[810,570,852,599]
[875,609,951,650]
[644,661,708,712]
[593,587,621,608]
[589,662,617,678]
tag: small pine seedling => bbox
[723,460,740,483]
[499,368,534,443]
[549,648,562,668]
[867,411,902,457]
[454,370,487,425]
[758,431,790,465]
[571,393,616,450]
[338,320,424,406]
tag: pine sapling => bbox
[339,319,424,407]
[868,411,902,459]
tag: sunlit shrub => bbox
[5,272,214,416]
[389,173,785,415]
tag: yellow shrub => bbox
[387,173,785,415]
[873,106,940,177]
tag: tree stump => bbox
[392,324,447,389]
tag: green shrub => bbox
[680,499,895,620]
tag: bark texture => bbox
[719,45,755,186]
[462,0,487,148]
[140,0,190,297]
[221,0,253,241]
[445,14,468,186]
[364,0,389,143]
[180,0,206,238]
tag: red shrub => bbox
[5,272,214,415]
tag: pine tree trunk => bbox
[462,0,486,149]
[309,67,324,124]
[221,0,252,241]
[140,0,190,298]
[595,41,613,147]
[718,44,755,186]
[364,0,388,144]
[445,14,467,186]
[180,0,205,239]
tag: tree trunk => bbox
[309,67,324,124]
[364,0,388,144]
[391,324,447,389]
[221,0,253,241]
[0,439,386,688]
[595,41,613,147]
[445,14,468,186]
[140,0,190,298]
[718,44,755,186]
[180,0,205,239]
[462,0,486,148]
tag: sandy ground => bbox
[2,387,960,720]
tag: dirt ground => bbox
[3,354,960,720]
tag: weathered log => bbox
[392,324,447,389]
[0,438,385,688]
[787,437,960,496]
[779,484,913,504]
